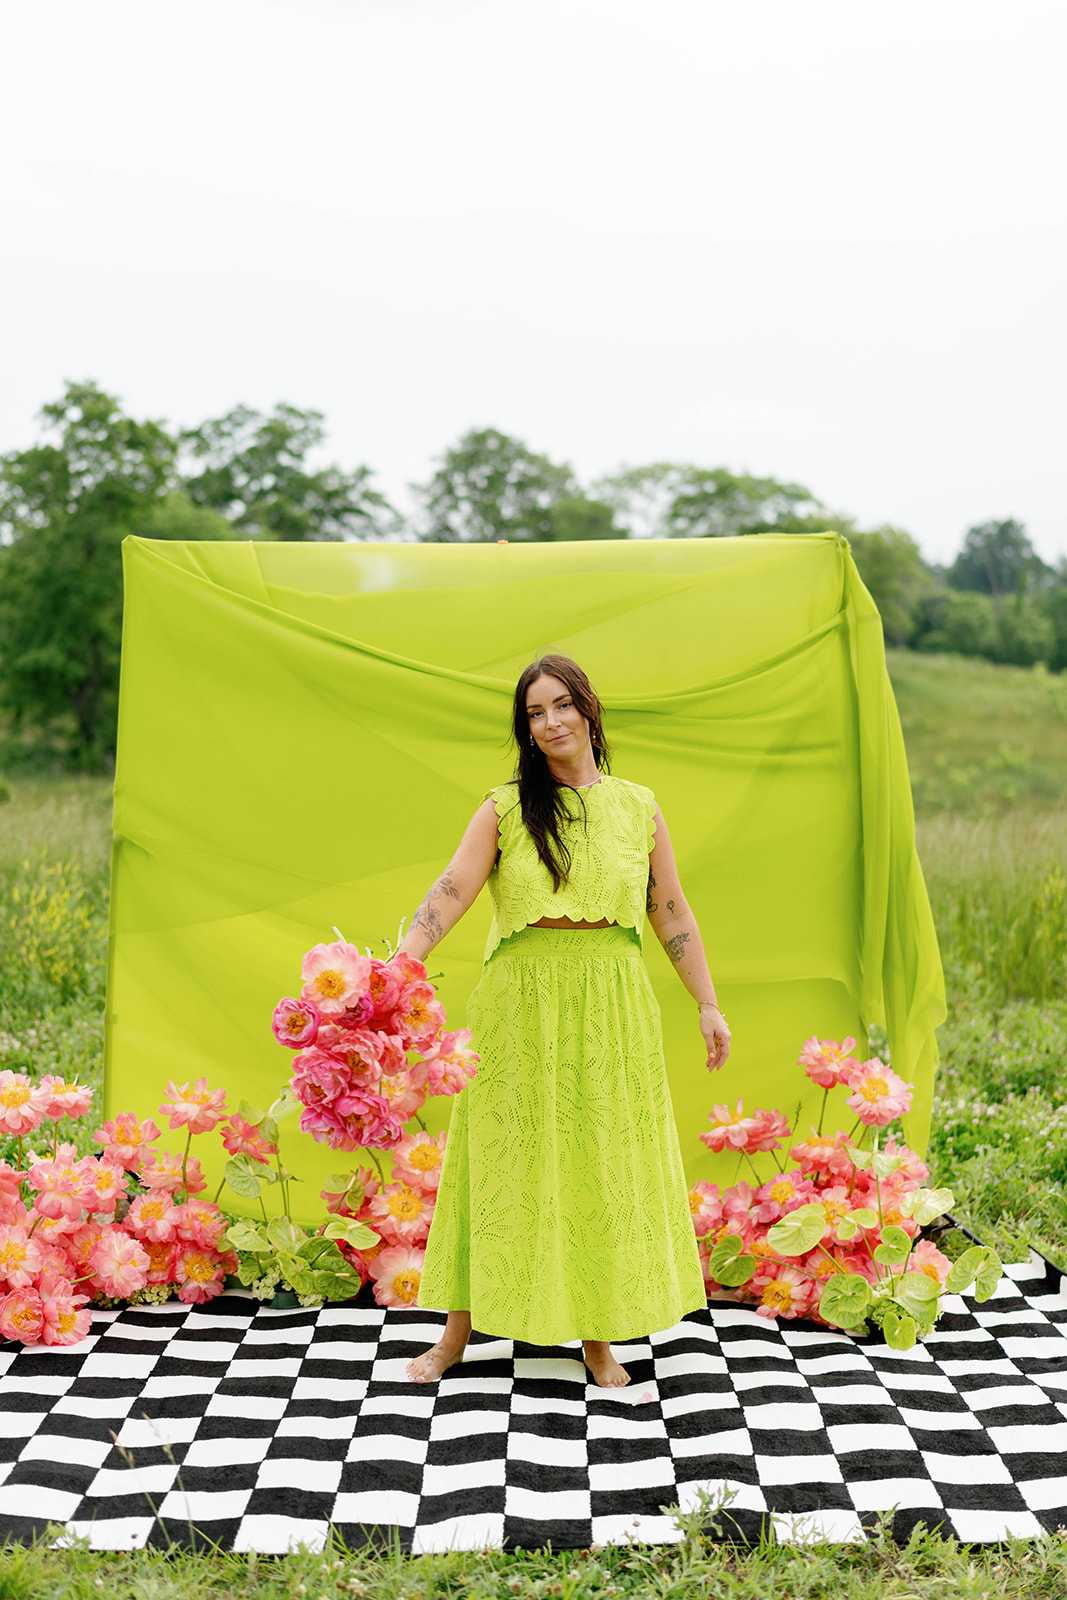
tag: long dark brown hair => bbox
[496,654,613,893]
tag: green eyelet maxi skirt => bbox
[416,922,709,1345]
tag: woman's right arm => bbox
[395,796,500,962]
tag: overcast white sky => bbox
[4,0,1065,566]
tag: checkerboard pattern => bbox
[0,1242,1063,1553]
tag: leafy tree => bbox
[410,427,579,541]
[947,517,1052,598]
[0,381,200,768]
[587,461,832,539]
[912,590,999,659]
[846,525,939,648]
[546,494,626,541]
[179,401,400,541]
[991,594,1056,668]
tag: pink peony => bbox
[125,1191,180,1243]
[789,1129,856,1180]
[173,1245,232,1305]
[81,1159,129,1216]
[271,997,322,1049]
[24,1150,94,1221]
[0,1071,51,1135]
[701,1099,759,1153]
[37,1075,95,1121]
[300,940,373,1017]
[139,1236,180,1284]
[798,1035,860,1090]
[291,1047,356,1108]
[846,1061,913,1127]
[390,981,446,1053]
[752,1263,819,1322]
[93,1112,162,1171]
[91,1229,151,1298]
[366,1180,434,1247]
[366,1241,425,1308]
[388,1131,447,1196]
[0,1223,43,1289]
[37,1266,93,1346]
[172,1199,229,1251]
[363,960,403,1018]
[909,1238,952,1287]
[750,1171,817,1225]
[0,1286,44,1343]
[408,1028,480,1097]
[219,1115,277,1164]
[158,1077,228,1135]
[139,1148,206,1195]
[745,1107,793,1153]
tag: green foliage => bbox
[0,854,106,1008]
[0,381,398,768]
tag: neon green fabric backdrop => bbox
[103,530,946,1228]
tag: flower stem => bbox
[814,1239,846,1274]
[742,1151,763,1186]
[816,1085,828,1136]
[180,1126,192,1194]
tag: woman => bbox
[400,654,731,1388]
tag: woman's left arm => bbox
[646,803,732,1072]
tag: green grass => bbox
[1,645,1066,1589]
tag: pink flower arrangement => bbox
[688,1031,1002,1349]
[273,930,479,1156]
[0,1071,241,1347]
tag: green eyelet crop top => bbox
[481,774,658,964]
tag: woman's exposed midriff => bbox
[526,916,618,929]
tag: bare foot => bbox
[406,1338,468,1383]
[582,1339,630,1387]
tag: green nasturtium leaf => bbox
[321,1216,380,1250]
[766,1202,828,1256]
[883,1306,917,1350]
[223,1155,265,1198]
[224,1220,270,1254]
[897,1186,955,1226]
[819,1273,871,1329]
[266,1217,306,1254]
[945,1244,987,1294]
[892,1270,941,1321]
[709,1234,757,1287]
[872,1225,913,1266]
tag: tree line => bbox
[1,379,1064,771]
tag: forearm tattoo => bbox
[664,928,690,964]
[645,866,677,921]
[410,869,463,948]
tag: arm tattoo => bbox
[410,870,463,947]
[646,867,677,920]
[664,929,690,964]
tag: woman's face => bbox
[524,674,588,757]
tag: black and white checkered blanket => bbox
[0,1245,1064,1553]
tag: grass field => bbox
[0,646,1065,1594]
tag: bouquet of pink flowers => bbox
[691,1031,1002,1349]
[271,926,479,1154]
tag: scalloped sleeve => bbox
[484,784,517,824]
